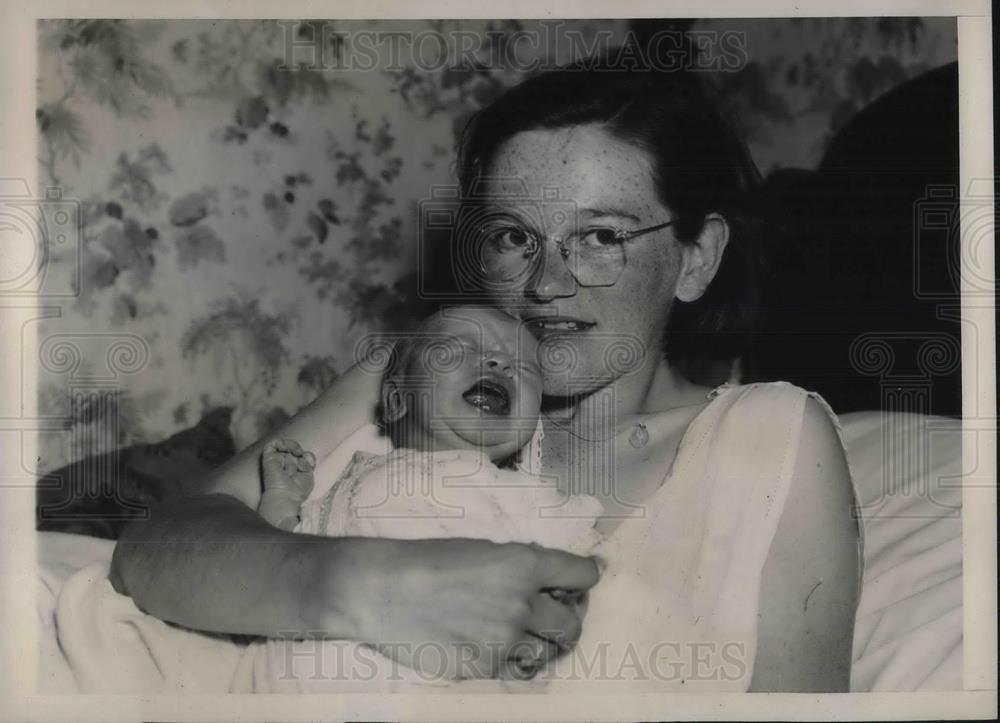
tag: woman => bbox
[110,57,860,692]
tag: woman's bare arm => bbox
[111,493,356,637]
[749,396,861,692]
[109,355,600,675]
[109,359,386,635]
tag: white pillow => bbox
[840,411,962,691]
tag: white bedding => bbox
[35,411,964,693]
[36,532,245,694]
[842,411,963,691]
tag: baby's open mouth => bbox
[462,378,511,415]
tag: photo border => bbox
[1,1,994,720]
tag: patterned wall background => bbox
[34,18,957,477]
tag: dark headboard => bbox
[743,63,961,417]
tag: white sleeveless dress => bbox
[545,380,862,691]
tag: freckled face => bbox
[481,124,685,397]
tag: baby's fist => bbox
[261,438,316,498]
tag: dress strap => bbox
[706,381,733,400]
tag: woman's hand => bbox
[307,537,600,680]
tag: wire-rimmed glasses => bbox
[474,216,675,287]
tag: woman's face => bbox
[479,124,689,397]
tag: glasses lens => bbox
[464,207,630,288]
[561,233,626,286]
[477,223,539,283]
[459,204,544,287]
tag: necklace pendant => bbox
[628,422,649,449]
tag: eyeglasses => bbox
[474,218,675,287]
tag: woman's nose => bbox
[524,237,577,302]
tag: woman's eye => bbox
[581,228,624,248]
[484,227,531,251]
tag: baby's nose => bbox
[482,351,515,377]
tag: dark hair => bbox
[457,54,764,375]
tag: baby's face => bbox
[390,308,543,461]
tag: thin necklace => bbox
[541,397,713,448]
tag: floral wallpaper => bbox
[34,18,957,472]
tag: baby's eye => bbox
[420,338,468,373]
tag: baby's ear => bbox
[380,378,408,424]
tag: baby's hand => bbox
[261,438,316,500]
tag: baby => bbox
[252,306,603,693]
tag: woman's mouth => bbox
[525,317,596,333]
[462,378,511,415]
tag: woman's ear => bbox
[675,213,730,302]
[380,379,408,424]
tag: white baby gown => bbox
[245,440,603,693]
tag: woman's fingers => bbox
[325,539,603,682]
[508,634,557,662]
[525,592,584,651]
[530,546,601,592]
[501,634,561,680]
